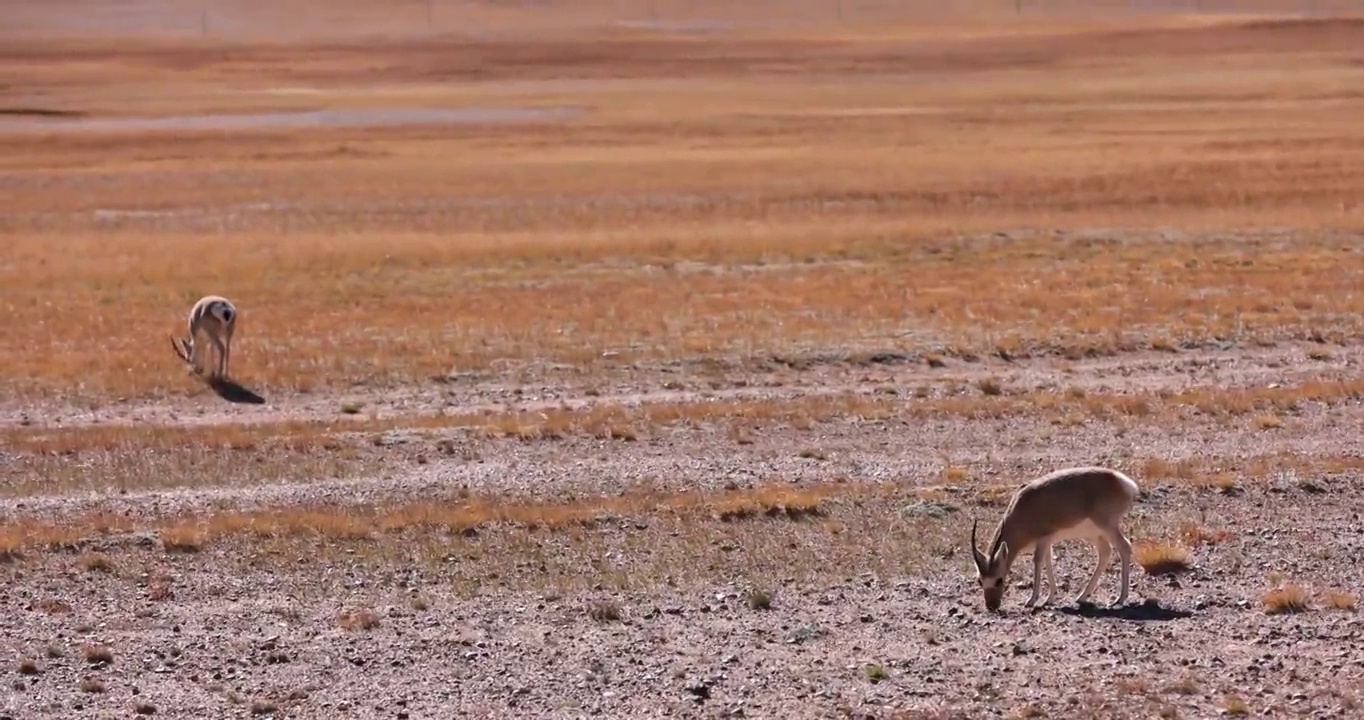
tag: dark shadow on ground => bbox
[206,376,266,404]
[0,107,86,118]
[1057,599,1193,622]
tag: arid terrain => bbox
[4,2,1364,718]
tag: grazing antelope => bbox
[170,295,238,380]
[969,466,1141,613]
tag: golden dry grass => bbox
[1262,584,1312,614]
[0,479,859,556]
[1134,541,1193,576]
[4,16,1364,401]
[1324,590,1359,611]
[0,478,968,596]
[336,608,381,631]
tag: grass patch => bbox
[1134,541,1192,576]
[0,480,866,556]
[1263,584,1312,615]
[1324,590,1358,611]
[337,608,381,631]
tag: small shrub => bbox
[1221,696,1250,715]
[746,589,772,610]
[79,677,106,693]
[1263,584,1311,615]
[82,645,113,666]
[17,659,40,675]
[863,664,888,683]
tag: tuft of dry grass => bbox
[976,378,1004,396]
[1263,584,1312,615]
[79,677,106,693]
[1221,696,1250,716]
[863,664,889,683]
[1134,541,1192,576]
[1254,413,1285,430]
[1179,522,1232,547]
[1323,590,1358,611]
[746,588,773,611]
[942,465,971,484]
[79,552,113,573]
[82,645,113,666]
[336,608,380,631]
[586,599,623,623]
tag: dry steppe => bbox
[4,2,1364,718]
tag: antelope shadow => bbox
[1056,599,1193,622]
[205,376,266,405]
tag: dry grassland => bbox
[3,369,1362,506]
[5,9,1364,716]
[5,16,1364,402]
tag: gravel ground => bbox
[3,343,1364,719]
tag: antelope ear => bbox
[992,541,1010,565]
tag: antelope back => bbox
[998,467,1139,544]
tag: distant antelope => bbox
[170,295,238,380]
[969,466,1141,613]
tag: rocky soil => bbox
[3,342,1364,719]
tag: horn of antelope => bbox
[970,518,988,569]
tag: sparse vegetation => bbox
[82,645,113,666]
[863,664,889,683]
[1263,584,1312,615]
[80,553,113,573]
[1134,542,1193,576]
[337,608,380,631]
[2,7,1364,717]
[1324,590,1358,611]
[586,599,623,622]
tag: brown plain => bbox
[4,2,1364,717]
